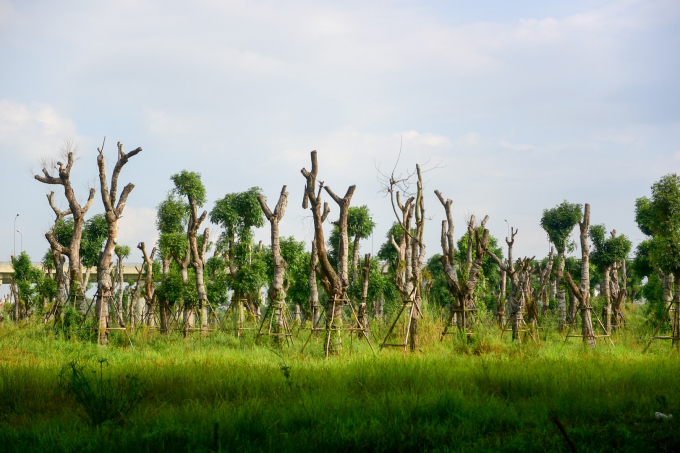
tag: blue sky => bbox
[1,0,679,292]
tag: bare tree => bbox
[94,140,142,344]
[45,192,70,319]
[35,141,95,308]
[301,150,355,354]
[258,185,290,342]
[435,190,489,339]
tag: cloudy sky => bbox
[1,0,679,289]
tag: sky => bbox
[1,0,679,294]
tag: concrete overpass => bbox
[0,262,146,285]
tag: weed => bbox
[58,358,146,426]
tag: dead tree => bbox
[564,204,597,347]
[434,190,489,340]
[95,140,142,344]
[257,185,290,342]
[35,142,95,308]
[485,228,535,341]
[380,165,426,352]
[301,150,355,354]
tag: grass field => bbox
[1,310,680,452]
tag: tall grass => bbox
[0,307,679,452]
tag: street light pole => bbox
[16,230,22,254]
[13,213,19,258]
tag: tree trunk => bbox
[258,186,289,344]
[309,241,321,329]
[556,251,567,332]
[95,141,142,344]
[564,204,596,346]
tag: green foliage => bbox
[205,256,230,307]
[211,188,267,301]
[211,187,265,242]
[636,174,680,276]
[158,232,188,262]
[53,217,74,248]
[589,224,632,269]
[170,170,207,207]
[642,273,666,325]
[58,359,146,426]
[347,205,376,240]
[540,200,582,253]
[114,245,131,260]
[12,252,44,308]
[155,262,197,307]
[156,193,189,234]
[377,222,404,269]
[81,214,108,268]
[270,236,309,307]
[425,253,454,308]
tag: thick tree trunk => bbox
[358,253,370,334]
[258,186,289,344]
[309,242,321,329]
[301,151,355,354]
[564,204,596,346]
[95,141,141,344]
[497,267,507,326]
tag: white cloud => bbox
[0,99,80,161]
[498,140,537,151]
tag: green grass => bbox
[1,310,680,452]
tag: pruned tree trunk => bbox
[435,190,489,342]
[301,150,355,354]
[138,243,157,333]
[555,251,567,332]
[258,186,290,343]
[94,141,141,344]
[35,146,96,309]
[358,253,370,334]
[309,241,321,330]
[564,204,596,347]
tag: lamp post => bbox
[16,230,22,255]
[13,213,19,258]
[504,219,509,241]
